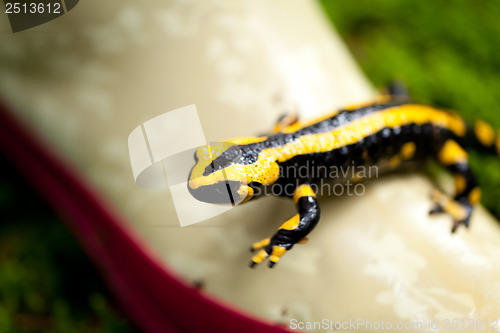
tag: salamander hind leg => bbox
[430,139,480,233]
[249,184,320,268]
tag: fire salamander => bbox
[187,100,500,268]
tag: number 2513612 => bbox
[5,2,61,14]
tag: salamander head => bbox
[188,142,253,204]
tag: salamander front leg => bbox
[430,140,481,232]
[271,112,299,134]
[249,184,320,268]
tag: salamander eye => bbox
[203,154,233,176]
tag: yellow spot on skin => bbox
[251,238,270,251]
[431,190,468,221]
[468,187,482,205]
[279,214,300,230]
[389,156,401,168]
[438,140,468,166]
[401,142,416,160]
[454,174,467,195]
[475,120,495,147]
[269,246,287,263]
[250,249,269,264]
[293,185,316,204]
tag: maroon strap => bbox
[0,100,289,333]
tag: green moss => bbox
[0,156,137,333]
[319,0,500,219]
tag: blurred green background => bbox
[1,1,500,332]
